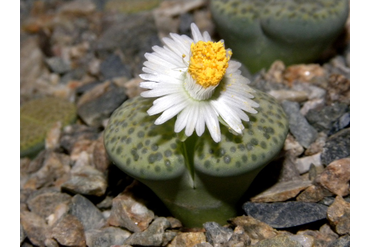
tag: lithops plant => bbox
[20,97,77,158]
[210,0,349,73]
[104,90,288,227]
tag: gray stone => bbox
[107,193,155,233]
[268,90,308,102]
[51,214,86,247]
[243,201,328,228]
[329,112,350,136]
[321,128,350,165]
[45,56,71,74]
[179,12,194,37]
[85,227,131,247]
[100,54,131,80]
[69,194,105,231]
[254,235,302,247]
[60,124,100,154]
[20,223,25,245]
[282,101,318,148]
[194,243,213,247]
[20,211,50,246]
[62,165,107,196]
[27,189,71,219]
[250,180,312,203]
[77,81,127,127]
[295,152,322,174]
[203,222,233,245]
[327,235,350,247]
[306,102,349,133]
[124,217,174,246]
[95,12,161,75]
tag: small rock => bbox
[167,217,182,229]
[327,196,350,235]
[123,217,174,246]
[45,121,63,150]
[283,64,326,84]
[27,189,71,219]
[120,77,146,99]
[328,112,350,135]
[296,185,333,203]
[45,56,71,74]
[319,158,350,196]
[203,222,233,245]
[69,194,106,231]
[225,226,251,247]
[263,60,285,84]
[23,151,71,190]
[295,153,322,174]
[243,202,328,228]
[305,132,327,156]
[20,211,50,246]
[91,134,110,172]
[306,102,349,133]
[321,128,350,165]
[62,164,107,196]
[326,74,350,104]
[46,202,70,226]
[108,193,155,232]
[20,224,26,245]
[282,101,318,148]
[51,214,86,247]
[250,180,312,203]
[327,235,350,247]
[100,54,131,80]
[300,98,326,116]
[283,134,304,157]
[60,124,100,154]
[288,234,315,247]
[85,227,131,247]
[269,90,308,102]
[292,82,326,100]
[277,156,302,182]
[255,235,302,247]
[58,0,96,15]
[168,232,206,247]
[230,216,277,245]
[194,243,213,247]
[77,80,127,127]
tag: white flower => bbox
[139,23,259,143]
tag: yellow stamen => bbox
[188,41,231,88]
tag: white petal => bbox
[148,93,186,115]
[190,23,204,42]
[203,104,221,142]
[203,31,212,42]
[174,106,191,133]
[154,100,189,125]
[184,103,198,137]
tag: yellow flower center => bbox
[188,41,231,88]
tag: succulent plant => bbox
[104,89,288,227]
[210,0,349,73]
[20,97,77,158]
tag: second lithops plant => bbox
[210,0,349,73]
[104,24,289,227]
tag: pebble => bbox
[295,152,322,174]
[305,132,327,156]
[123,217,176,246]
[91,134,111,172]
[99,54,131,80]
[107,192,155,232]
[278,156,302,182]
[306,102,349,133]
[20,211,50,246]
[296,185,333,203]
[45,56,71,74]
[85,227,131,247]
[51,214,86,246]
[292,82,327,100]
[321,128,350,165]
[297,223,338,247]
[77,80,127,127]
[263,60,286,84]
[168,232,206,247]
[318,158,350,196]
[27,189,71,219]
[23,151,71,190]
[327,235,350,247]
[300,98,326,116]
[326,74,350,104]
[254,235,302,247]
[243,201,328,228]
[230,216,277,245]
[250,180,312,203]
[62,164,107,196]
[283,64,326,84]
[45,121,63,150]
[203,222,233,245]
[60,124,100,154]
[327,196,350,235]
[282,101,318,148]
[328,112,350,135]
[289,234,315,247]
[194,243,213,247]
[283,134,304,157]
[69,194,106,231]
[268,90,308,102]
[20,223,26,245]
[58,0,96,15]
[226,226,251,247]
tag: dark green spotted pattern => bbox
[194,90,288,177]
[104,96,186,180]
